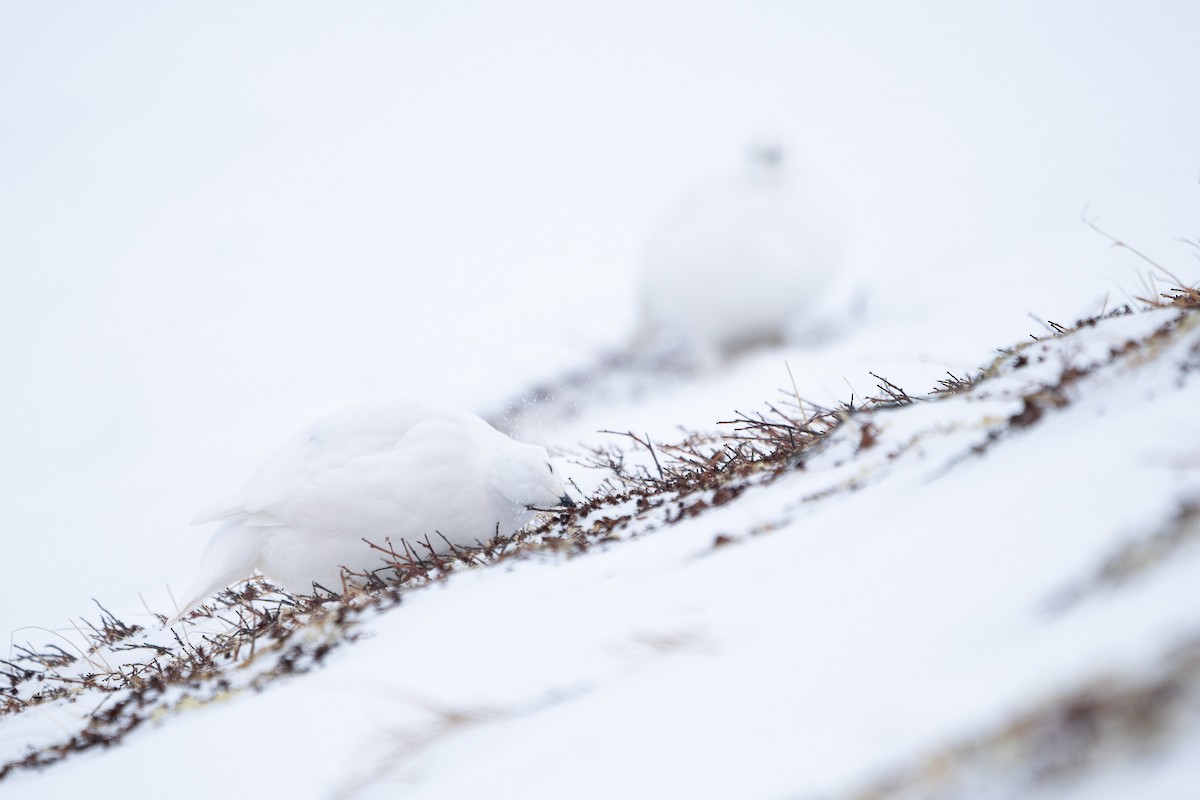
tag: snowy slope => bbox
[4,296,1198,798]
[4,3,1200,797]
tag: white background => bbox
[2,1,1197,641]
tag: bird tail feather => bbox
[167,523,263,625]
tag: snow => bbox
[5,306,1199,797]
[3,2,1200,797]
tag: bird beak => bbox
[559,494,576,509]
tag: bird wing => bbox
[191,400,463,529]
[190,496,285,526]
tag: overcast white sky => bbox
[1,1,1197,638]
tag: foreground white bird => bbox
[636,143,844,364]
[171,400,572,622]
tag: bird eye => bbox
[547,464,554,474]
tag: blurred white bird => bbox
[170,400,572,623]
[636,142,845,365]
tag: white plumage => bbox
[171,400,570,622]
[636,144,843,364]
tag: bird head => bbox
[492,441,574,512]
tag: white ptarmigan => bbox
[170,400,572,623]
[636,143,843,365]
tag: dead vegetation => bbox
[1085,218,1200,312]
[1047,503,1200,614]
[0,579,395,779]
[847,635,1200,800]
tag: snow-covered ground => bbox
[3,2,1200,797]
[4,295,1200,797]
